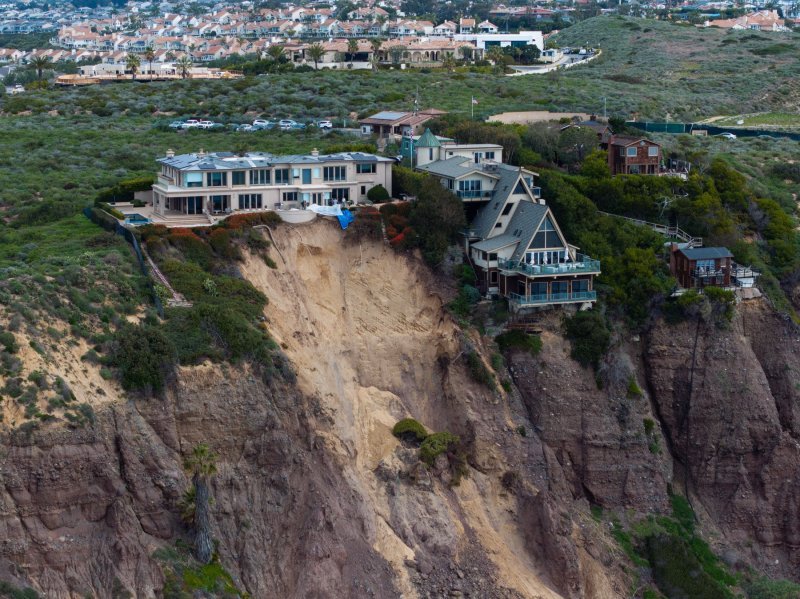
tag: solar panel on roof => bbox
[370,111,406,120]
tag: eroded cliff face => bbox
[0,220,624,599]
[5,218,800,598]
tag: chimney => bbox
[198,148,206,158]
[166,148,175,158]
[311,148,319,157]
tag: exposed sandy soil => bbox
[241,219,566,598]
[487,111,595,124]
[0,320,121,428]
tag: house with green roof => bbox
[415,138,600,309]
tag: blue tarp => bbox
[337,209,355,230]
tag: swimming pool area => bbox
[124,213,151,226]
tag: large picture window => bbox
[206,172,227,187]
[324,166,346,181]
[250,169,271,185]
[238,194,263,209]
[356,163,376,174]
[232,171,246,186]
[531,217,562,249]
[275,169,290,184]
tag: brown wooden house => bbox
[670,246,733,289]
[608,135,661,175]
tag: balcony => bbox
[509,291,597,306]
[457,190,492,199]
[498,255,601,277]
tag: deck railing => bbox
[597,211,703,247]
[498,255,600,276]
[509,291,597,305]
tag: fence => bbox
[83,206,164,317]
[626,121,800,141]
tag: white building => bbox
[452,30,544,52]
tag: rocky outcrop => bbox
[645,305,800,579]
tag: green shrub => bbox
[466,351,496,390]
[367,184,390,203]
[745,577,800,599]
[0,331,18,353]
[495,330,542,355]
[419,431,460,466]
[627,376,643,397]
[643,417,656,435]
[392,418,429,442]
[109,323,176,394]
[563,310,610,369]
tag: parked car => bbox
[289,122,307,130]
[316,120,333,129]
[279,119,297,130]
[716,132,737,140]
[197,120,215,129]
[253,119,275,129]
[237,124,254,132]
[168,120,185,129]
[181,119,201,129]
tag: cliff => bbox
[3,219,800,597]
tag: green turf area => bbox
[711,113,800,129]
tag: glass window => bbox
[250,169,271,185]
[531,217,562,249]
[275,169,290,184]
[648,146,659,157]
[331,188,349,202]
[356,163,376,174]
[501,202,514,216]
[239,194,263,209]
[573,279,589,293]
[232,171,246,186]
[185,172,203,187]
[627,147,637,157]
[486,151,495,160]
[282,191,297,202]
[323,166,346,181]
[206,172,227,187]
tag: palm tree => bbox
[144,47,155,79]
[487,45,505,65]
[125,53,141,80]
[369,37,382,69]
[458,45,473,62]
[176,55,192,79]
[184,444,218,564]
[306,42,325,70]
[29,55,51,81]
[441,53,456,72]
[347,38,358,67]
[388,44,406,65]
[266,44,285,63]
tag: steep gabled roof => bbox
[470,165,524,239]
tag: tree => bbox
[556,126,599,170]
[184,444,218,565]
[144,46,155,79]
[176,55,192,79]
[29,55,51,81]
[347,38,359,66]
[458,45,473,62]
[369,38,382,69]
[306,42,325,69]
[441,53,456,71]
[487,45,505,64]
[125,53,141,80]
[388,44,406,65]
[266,43,286,63]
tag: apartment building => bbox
[151,149,393,219]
